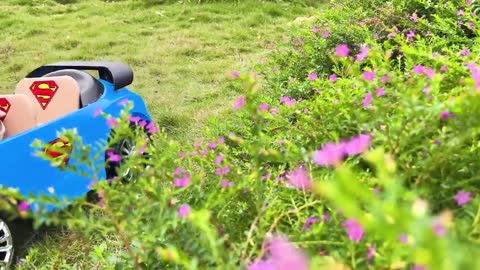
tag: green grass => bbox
[0,0,323,266]
[0,0,321,140]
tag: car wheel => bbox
[105,121,152,183]
[0,218,14,269]
[0,216,34,269]
[111,137,137,182]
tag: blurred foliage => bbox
[1,0,479,269]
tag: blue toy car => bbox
[0,61,153,267]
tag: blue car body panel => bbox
[0,79,151,205]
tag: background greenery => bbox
[1,0,480,269]
[0,0,321,140]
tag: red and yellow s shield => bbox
[29,80,59,110]
[0,97,11,120]
[43,137,73,166]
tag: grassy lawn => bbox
[0,0,320,141]
[0,0,322,266]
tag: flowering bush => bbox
[3,0,480,269]
[261,0,478,100]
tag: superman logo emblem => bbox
[0,97,11,120]
[43,137,73,167]
[29,80,59,110]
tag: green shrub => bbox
[260,0,477,101]
[3,0,480,269]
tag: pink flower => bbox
[178,204,190,217]
[248,260,274,270]
[321,32,330,38]
[233,96,246,110]
[329,74,337,82]
[399,233,408,244]
[280,96,296,106]
[218,137,225,144]
[362,93,373,108]
[128,116,140,123]
[355,46,369,62]
[304,217,319,231]
[208,141,217,149]
[343,219,364,242]
[310,25,320,33]
[440,65,448,73]
[138,143,147,154]
[106,117,118,128]
[467,62,480,91]
[335,44,350,57]
[460,47,471,57]
[367,245,376,259]
[440,111,450,119]
[322,211,330,222]
[344,134,371,155]
[432,218,446,237]
[270,107,279,115]
[412,265,425,270]
[424,68,435,79]
[454,190,471,206]
[87,180,97,189]
[230,71,240,78]
[106,150,121,163]
[259,103,269,111]
[308,72,318,81]
[146,121,158,134]
[468,21,475,30]
[406,30,416,42]
[215,166,230,176]
[286,166,312,190]
[93,107,102,117]
[174,173,191,188]
[215,155,223,165]
[312,143,346,167]
[265,236,309,270]
[422,86,431,94]
[221,179,234,188]
[457,9,464,16]
[117,98,129,106]
[362,71,375,81]
[413,64,424,74]
[18,201,30,212]
[409,11,418,23]
[381,75,391,83]
[376,87,385,97]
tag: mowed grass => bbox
[0,0,320,140]
[0,0,323,266]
